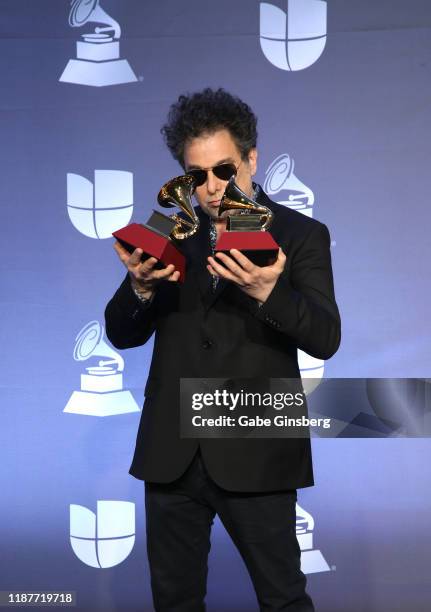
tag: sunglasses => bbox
[186,162,238,187]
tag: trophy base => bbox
[59,59,137,87]
[77,40,120,62]
[300,549,331,574]
[64,390,140,416]
[215,231,279,267]
[81,372,122,392]
[113,222,186,282]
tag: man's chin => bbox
[212,212,230,223]
[203,207,228,222]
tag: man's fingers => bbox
[134,263,175,283]
[113,241,131,264]
[113,241,127,255]
[228,249,255,272]
[138,256,159,273]
[167,270,181,282]
[207,257,236,282]
[113,241,179,286]
[275,248,287,270]
[150,263,176,280]
[113,243,159,272]
[207,264,221,279]
[213,252,246,278]
[128,248,145,266]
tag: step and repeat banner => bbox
[1,1,430,611]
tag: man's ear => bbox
[248,148,258,176]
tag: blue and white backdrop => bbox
[1,1,431,610]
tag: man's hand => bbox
[207,248,286,305]
[114,241,180,299]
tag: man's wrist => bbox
[250,283,276,306]
[130,278,154,302]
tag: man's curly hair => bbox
[161,88,258,168]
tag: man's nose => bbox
[206,170,222,195]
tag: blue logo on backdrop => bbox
[67,170,134,239]
[70,501,135,568]
[260,0,327,71]
[64,320,140,416]
[60,0,137,86]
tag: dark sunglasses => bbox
[186,162,237,187]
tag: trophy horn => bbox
[69,0,122,39]
[157,175,199,240]
[219,177,274,230]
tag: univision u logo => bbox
[260,0,327,71]
[67,170,134,239]
[70,501,135,568]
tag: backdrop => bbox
[1,1,430,610]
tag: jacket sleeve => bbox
[104,273,157,349]
[254,222,341,360]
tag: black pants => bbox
[145,449,315,612]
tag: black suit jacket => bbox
[105,188,341,492]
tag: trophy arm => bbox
[92,5,121,38]
[171,214,200,239]
[261,208,274,230]
[157,174,198,239]
[219,177,274,230]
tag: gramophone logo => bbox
[60,0,137,87]
[64,320,140,416]
[296,504,330,574]
[264,153,323,384]
[67,170,134,239]
[264,153,314,217]
[260,0,327,71]
[70,501,135,568]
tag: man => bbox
[105,88,341,611]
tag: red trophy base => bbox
[215,232,279,267]
[113,223,186,282]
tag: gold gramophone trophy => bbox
[215,177,278,266]
[112,175,198,282]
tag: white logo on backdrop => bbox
[296,504,330,574]
[264,153,323,384]
[70,501,135,568]
[264,153,314,217]
[260,0,327,71]
[60,0,137,87]
[67,170,134,239]
[64,320,140,416]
